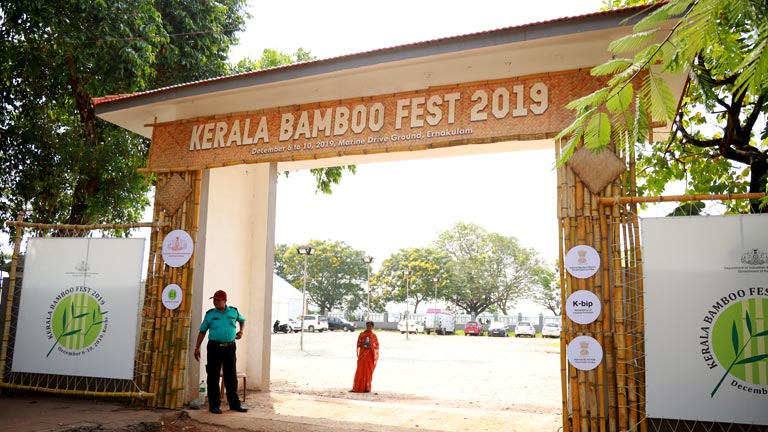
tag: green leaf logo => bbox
[710,299,768,397]
[47,293,108,357]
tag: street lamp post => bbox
[402,269,412,340]
[297,245,315,351]
[432,277,439,336]
[363,255,374,321]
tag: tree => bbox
[372,247,449,314]
[274,240,368,314]
[0,0,248,235]
[559,0,768,213]
[433,222,539,317]
[530,263,561,316]
[485,232,543,314]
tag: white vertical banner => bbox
[643,215,768,424]
[12,238,144,379]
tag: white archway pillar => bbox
[191,163,277,394]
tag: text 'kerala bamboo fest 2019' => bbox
[148,71,603,169]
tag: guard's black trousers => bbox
[205,340,241,409]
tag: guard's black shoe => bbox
[230,405,248,413]
[209,407,223,414]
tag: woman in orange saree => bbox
[352,321,379,392]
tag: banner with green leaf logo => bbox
[643,215,768,425]
[12,238,144,379]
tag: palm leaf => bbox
[609,30,660,55]
[591,59,633,77]
[632,4,672,33]
[607,59,647,87]
[555,131,581,168]
[565,88,609,111]
[641,74,676,123]
[584,113,611,150]
[555,110,591,141]
[606,84,634,115]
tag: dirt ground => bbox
[3,329,562,432]
[262,328,565,431]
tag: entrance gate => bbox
[6,5,693,431]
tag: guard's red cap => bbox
[210,290,227,301]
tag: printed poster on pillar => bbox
[12,238,144,380]
[643,214,768,424]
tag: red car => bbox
[464,320,484,336]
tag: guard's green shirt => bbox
[200,305,245,343]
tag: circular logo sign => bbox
[162,230,194,267]
[564,245,600,279]
[709,296,768,397]
[47,290,108,357]
[567,335,603,371]
[566,290,601,325]
[162,284,183,310]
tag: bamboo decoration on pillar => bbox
[136,170,202,409]
[557,140,646,432]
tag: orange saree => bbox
[352,329,379,392]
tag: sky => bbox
[228,0,607,272]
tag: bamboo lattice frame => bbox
[0,217,164,401]
[0,171,201,409]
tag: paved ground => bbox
[0,329,564,431]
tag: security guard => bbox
[194,290,248,414]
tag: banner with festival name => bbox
[643,214,768,424]
[148,70,607,170]
[12,238,145,379]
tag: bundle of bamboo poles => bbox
[556,141,646,432]
[136,170,202,409]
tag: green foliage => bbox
[432,222,544,316]
[274,240,369,314]
[272,223,551,318]
[563,0,768,213]
[0,0,248,235]
[372,247,450,313]
[529,263,561,316]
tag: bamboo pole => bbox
[597,192,765,206]
[0,382,154,399]
[0,212,25,388]
[4,221,161,230]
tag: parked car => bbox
[301,314,329,332]
[541,322,561,338]
[514,321,536,338]
[487,321,508,337]
[463,320,484,336]
[287,317,301,332]
[397,319,424,334]
[327,316,356,332]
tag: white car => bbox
[514,321,536,338]
[397,319,424,334]
[541,322,561,338]
[287,318,302,332]
[300,314,329,332]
